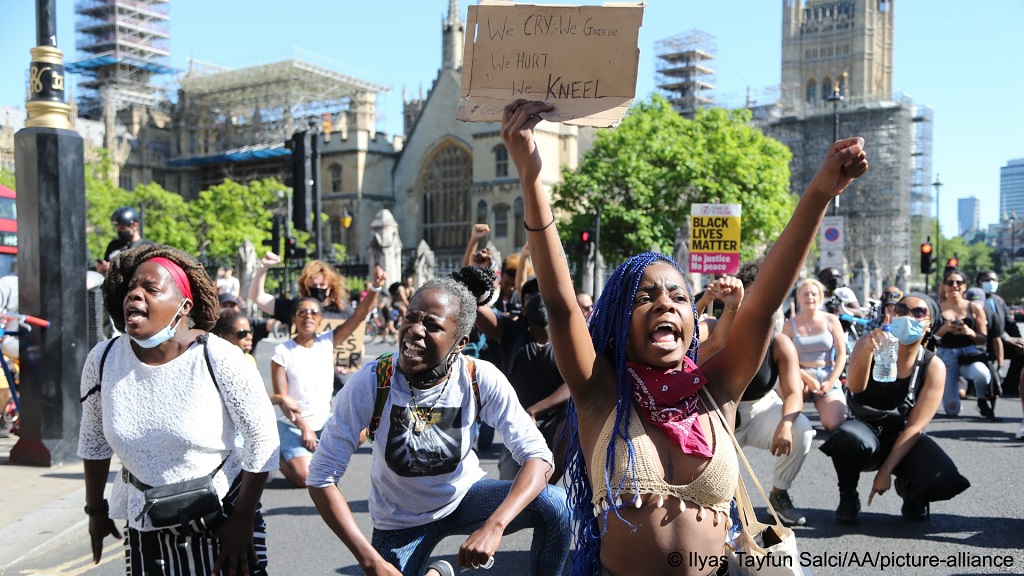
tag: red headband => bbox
[146,257,194,302]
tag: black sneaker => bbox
[769,490,806,527]
[835,492,860,525]
[901,499,930,521]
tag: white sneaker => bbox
[1016,422,1024,440]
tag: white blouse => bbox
[78,334,279,531]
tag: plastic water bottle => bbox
[872,324,899,383]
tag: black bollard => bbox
[10,0,87,466]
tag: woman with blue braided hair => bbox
[501,99,869,576]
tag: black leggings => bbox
[820,420,970,503]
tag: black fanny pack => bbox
[126,458,228,531]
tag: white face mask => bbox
[130,300,188,349]
[981,280,998,294]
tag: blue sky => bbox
[1,0,1021,235]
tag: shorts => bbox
[277,418,323,461]
[802,366,845,400]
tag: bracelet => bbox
[725,304,740,313]
[523,216,555,232]
[84,499,109,517]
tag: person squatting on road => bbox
[270,266,386,488]
[501,98,868,576]
[782,278,848,432]
[820,294,970,524]
[934,268,991,417]
[305,273,570,575]
[79,244,279,575]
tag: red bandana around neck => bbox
[627,358,713,458]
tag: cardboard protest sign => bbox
[289,317,367,369]
[688,204,742,275]
[457,0,644,127]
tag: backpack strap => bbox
[196,334,220,392]
[367,353,395,441]
[80,336,121,403]
[367,353,480,441]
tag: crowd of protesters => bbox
[71,101,1022,576]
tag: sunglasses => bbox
[234,329,253,338]
[894,303,929,319]
[295,309,322,317]
[944,279,965,287]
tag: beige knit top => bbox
[589,388,738,522]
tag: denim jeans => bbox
[935,346,992,416]
[371,478,570,575]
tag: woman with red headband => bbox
[79,244,279,576]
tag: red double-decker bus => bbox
[0,184,16,276]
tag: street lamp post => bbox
[933,174,943,290]
[826,77,845,217]
[1011,212,1017,299]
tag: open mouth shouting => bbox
[124,304,148,329]
[649,320,682,351]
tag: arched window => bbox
[494,145,509,178]
[821,76,833,100]
[330,163,342,193]
[513,197,525,247]
[806,79,817,103]
[420,143,473,250]
[493,203,510,239]
[838,73,848,96]
[477,199,488,224]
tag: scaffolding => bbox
[68,0,173,118]
[655,30,717,117]
[175,58,390,156]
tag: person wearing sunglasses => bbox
[270,266,387,487]
[821,294,970,524]
[935,269,991,417]
[212,311,256,365]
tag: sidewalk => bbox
[0,434,116,575]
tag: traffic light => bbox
[580,229,592,244]
[947,255,959,269]
[284,236,297,260]
[286,130,313,232]
[263,215,282,255]
[919,241,934,274]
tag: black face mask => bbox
[309,286,329,302]
[116,229,134,243]
[525,296,548,327]
[405,340,461,386]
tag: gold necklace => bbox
[409,378,450,434]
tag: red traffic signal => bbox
[919,242,934,274]
[947,257,958,268]
[580,230,592,243]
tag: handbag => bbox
[704,392,806,576]
[127,458,228,531]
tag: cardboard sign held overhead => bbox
[457,0,644,128]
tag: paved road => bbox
[7,336,1024,575]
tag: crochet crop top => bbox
[589,388,738,521]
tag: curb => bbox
[0,485,91,575]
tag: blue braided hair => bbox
[562,252,699,576]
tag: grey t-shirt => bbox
[307,354,552,530]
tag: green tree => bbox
[189,178,281,262]
[554,95,794,264]
[0,167,14,190]
[929,220,996,283]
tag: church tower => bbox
[781,0,894,116]
[442,0,464,71]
